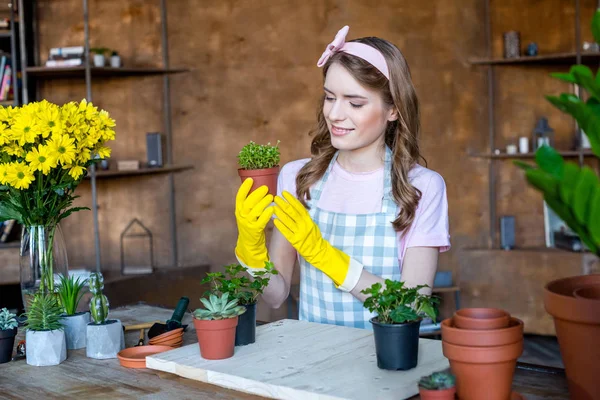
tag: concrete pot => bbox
[25,329,67,366]
[86,319,124,359]
[60,312,90,350]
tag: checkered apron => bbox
[298,147,401,329]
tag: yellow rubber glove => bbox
[273,191,352,287]
[234,178,274,269]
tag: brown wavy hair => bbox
[296,36,423,235]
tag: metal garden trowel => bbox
[147,296,190,339]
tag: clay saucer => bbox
[117,345,174,369]
[149,336,183,346]
[149,327,183,342]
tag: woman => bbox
[235,26,450,329]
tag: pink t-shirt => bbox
[277,159,451,268]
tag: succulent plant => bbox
[24,293,64,332]
[0,307,18,330]
[193,292,246,321]
[57,274,87,315]
[418,371,456,390]
[88,272,109,324]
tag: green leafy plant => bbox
[0,307,18,330]
[24,293,64,331]
[193,292,246,321]
[201,261,278,306]
[238,141,281,170]
[57,274,87,315]
[418,371,456,390]
[90,47,110,55]
[515,11,600,257]
[361,279,439,324]
[88,272,109,324]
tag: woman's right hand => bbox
[234,178,274,269]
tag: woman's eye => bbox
[350,103,364,108]
[324,96,335,101]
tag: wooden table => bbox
[0,304,570,400]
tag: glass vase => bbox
[19,224,69,311]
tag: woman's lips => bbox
[331,126,354,136]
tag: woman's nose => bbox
[327,100,345,122]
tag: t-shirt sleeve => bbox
[405,172,451,252]
[276,159,309,199]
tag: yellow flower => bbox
[78,99,98,120]
[0,163,9,185]
[38,102,63,138]
[0,106,15,125]
[0,123,9,146]
[76,146,91,164]
[96,146,111,159]
[47,134,76,165]
[6,162,35,189]
[9,112,40,146]
[64,164,85,180]
[26,145,57,175]
[2,143,26,157]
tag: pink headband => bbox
[317,25,390,80]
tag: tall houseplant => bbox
[57,274,89,350]
[24,292,66,366]
[237,140,280,196]
[0,100,115,308]
[202,261,278,346]
[86,272,123,359]
[361,280,439,370]
[0,307,18,364]
[515,11,600,399]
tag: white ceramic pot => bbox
[26,329,67,366]
[60,312,90,350]
[93,54,105,67]
[86,319,124,359]
[110,55,121,68]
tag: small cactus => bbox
[418,371,456,390]
[0,307,18,330]
[193,292,246,320]
[88,272,109,324]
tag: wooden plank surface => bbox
[147,319,449,400]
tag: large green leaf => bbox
[559,163,580,205]
[525,169,559,197]
[550,72,577,85]
[584,98,600,157]
[573,167,599,225]
[535,145,564,179]
[592,10,600,45]
[544,194,598,254]
[589,189,600,247]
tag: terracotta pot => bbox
[453,308,510,330]
[418,387,456,399]
[573,285,600,300]
[544,274,600,399]
[442,340,523,400]
[193,316,238,360]
[238,166,279,196]
[441,317,523,347]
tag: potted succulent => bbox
[90,47,109,67]
[0,307,18,364]
[237,140,280,196]
[202,261,278,346]
[85,272,124,359]
[418,371,456,400]
[109,50,122,68]
[57,274,89,350]
[193,292,246,360]
[24,293,67,366]
[361,279,439,370]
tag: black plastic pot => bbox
[370,317,421,370]
[235,302,257,346]
[0,327,17,364]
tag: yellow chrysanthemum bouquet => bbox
[0,99,115,297]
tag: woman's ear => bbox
[387,108,399,122]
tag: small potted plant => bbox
[418,371,456,400]
[24,293,67,366]
[237,140,281,196]
[202,261,278,346]
[109,50,122,68]
[0,307,18,364]
[57,274,89,350]
[361,279,439,370]
[193,292,246,360]
[85,272,124,359]
[90,47,109,67]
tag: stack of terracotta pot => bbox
[544,273,600,399]
[441,308,524,400]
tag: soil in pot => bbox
[418,386,456,400]
[573,285,600,300]
[544,274,600,400]
[0,327,17,364]
[370,317,420,370]
[235,302,257,346]
[238,167,279,196]
[453,308,510,330]
[441,317,523,347]
[194,316,238,360]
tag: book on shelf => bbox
[46,46,85,68]
[45,58,83,67]
[0,64,12,101]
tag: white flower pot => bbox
[93,54,105,67]
[60,312,90,350]
[110,55,121,68]
[26,330,67,366]
[86,319,124,359]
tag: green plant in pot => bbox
[202,261,278,346]
[193,292,246,360]
[513,10,600,399]
[361,279,439,370]
[57,274,89,350]
[90,47,109,67]
[418,371,456,400]
[23,292,66,366]
[0,307,18,364]
[237,140,281,196]
[85,272,123,359]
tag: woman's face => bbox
[323,63,397,153]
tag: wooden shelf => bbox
[0,100,14,106]
[0,241,19,249]
[469,52,600,66]
[25,66,189,79]
[469,149,596,159]
[84,164,193,179]
[0,31,12,38]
